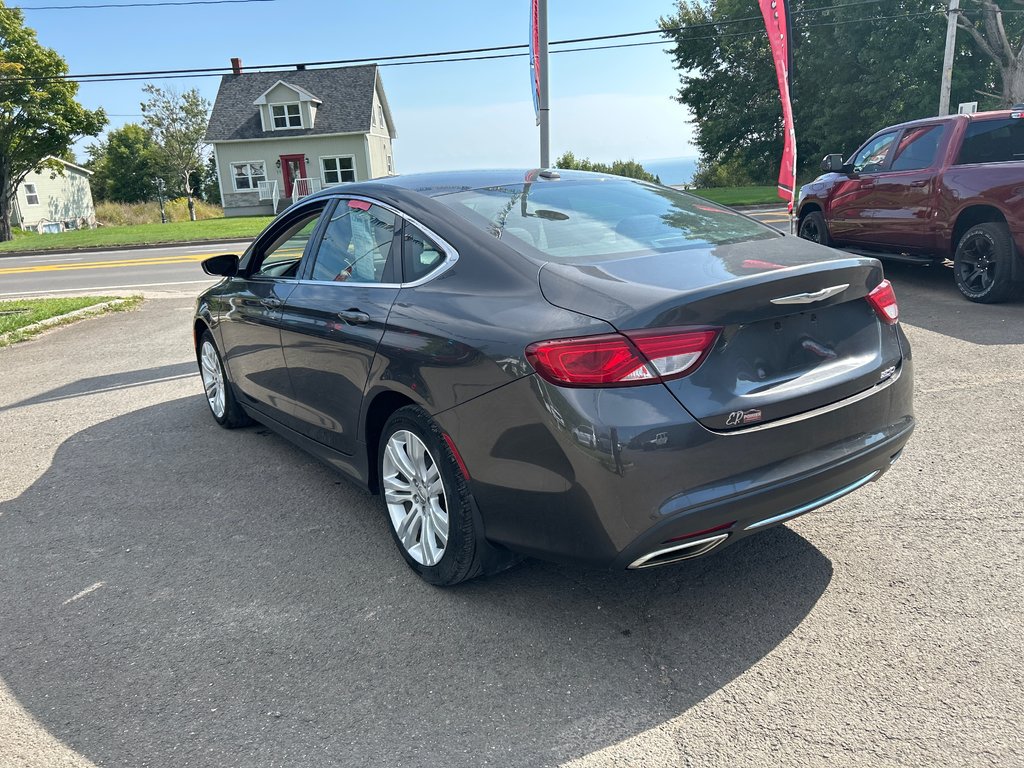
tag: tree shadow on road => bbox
[0,397,833,768]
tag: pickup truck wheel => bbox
[798,211,832,247]
[954,223,1022,304]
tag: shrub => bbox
[95,198,224,226]
[555,151,661,184]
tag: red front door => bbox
[280,154,306,197]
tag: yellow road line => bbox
[0,251,224,276]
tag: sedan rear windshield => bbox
[437,178,779,261]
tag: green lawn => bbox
[0,217,274,254]
[688,186,784,207]
[0,295,142,346]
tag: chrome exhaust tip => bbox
[628,533,730,570]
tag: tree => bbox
[0,4,105,240]
[660,0,992,185]
[957,1,1024,105]
[86,123,159,203]
[555,151,661,183]
[140,84,210,221]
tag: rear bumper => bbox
[436,353,914,570]
[611,418,911,570]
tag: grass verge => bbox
[688,186,783,207]
[0,217,273,255]
[0,295,142,347]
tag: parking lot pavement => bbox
[0,275,1021,767]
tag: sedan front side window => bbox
[251,205,326,279]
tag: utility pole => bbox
[939,0,961,115]
[538,0,550,168]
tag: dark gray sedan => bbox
[194,170,914,585]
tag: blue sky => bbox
[22,0,698,172]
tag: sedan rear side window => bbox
[309,201,397,283]
[956,118,1024,165]
[402,223,446,283]
[439,179,777,262]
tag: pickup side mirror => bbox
[202,254,240,277]
[821,154,850,174]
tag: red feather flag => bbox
[759,0,796,203]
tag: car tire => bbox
[378,406,503,586]
[198,330,252,428]
[953,222,1023,304]
[798,210,832,247]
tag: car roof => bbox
[880,108,1020,133]
[304,168,633,201]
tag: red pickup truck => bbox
[796,109,1024,303]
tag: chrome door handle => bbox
[337,309,370,324]
[909,180,928,188]
[259,297,282,309]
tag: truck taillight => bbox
[526,328,719,387]
[866,279,899,324]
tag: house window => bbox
[376,104,385,129]
[386,155,394,174]
[271,103,302,129]
[231,161,267,191]
[24,183,39,206]
[321,156,356,185]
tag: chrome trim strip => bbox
[743,470,879,531]
[715,364,902,436]
[627,533,730,570]
[770,284,849,305]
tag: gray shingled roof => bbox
[206,64,383,142]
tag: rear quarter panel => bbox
[936,163,1024,255]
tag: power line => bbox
[4,5,951,85]
[14,0,276,9]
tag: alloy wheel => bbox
[956,232,996,295]
[200,340,226,419]
[382,430,450,566]
[800,218,823,243]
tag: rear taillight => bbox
[866,279,899,324]
[526,328,719,387]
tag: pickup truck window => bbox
[852,131,897,174]
[890,125,945,171]
[956,118,1024,165]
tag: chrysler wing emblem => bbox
[770,284,849,305]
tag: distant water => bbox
[641,157,698,186]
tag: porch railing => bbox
[292,177,323,201]
[257,180,280,214]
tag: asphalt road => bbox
[0,242,247,299]
[0,227,1022,767]
[0,208,791,299]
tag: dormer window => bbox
[272,103,302,129]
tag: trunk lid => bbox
[538,237,904,430]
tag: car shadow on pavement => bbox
[882,260,1024,346]
[0,362,198,414]
[0,397,833,768]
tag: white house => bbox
[10,157,96,233]
[206,61,397,217]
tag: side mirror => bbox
[202,254,240,277]
[821,154,849,173]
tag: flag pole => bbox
[538,0,550,168]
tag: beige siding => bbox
[14,165,95,230]
[215,135,372,216]
[366,134,395,179]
